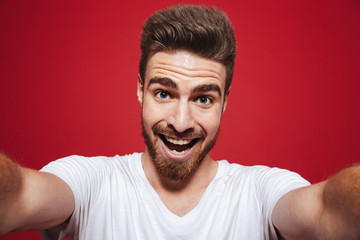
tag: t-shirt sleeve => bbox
[251,166,310,239]
[40,155,107,239]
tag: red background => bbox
[1,0,359,239]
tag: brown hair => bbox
[139,4,237,93]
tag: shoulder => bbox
[217,160,310,194]
[218,160,302,179]
[41,152,141,173]
[40,152,142,188]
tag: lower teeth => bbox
[170,149,189,155]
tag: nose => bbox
[167,99,195,133]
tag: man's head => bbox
[139,4,236,94]
[138,5,236,181]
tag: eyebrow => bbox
[147,77,221,97]
[193,84,222,97]
[147,77,178,90]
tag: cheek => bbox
[193,108,222,135]
[142,97,167,128]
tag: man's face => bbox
[138,51,228,181]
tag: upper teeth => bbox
[166,137,191,145]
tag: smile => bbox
[159,134,199,155]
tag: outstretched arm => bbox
[0,153,22,233]
[273,164,360,240]
[0,153,75,235]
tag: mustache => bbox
[152,124,206,139]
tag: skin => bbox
[137,50,228,216]
[137,50,360,238]
[0,153,74,234]
[273,166,360,239]
[1,50,359,239]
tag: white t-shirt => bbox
[40,152,309,240]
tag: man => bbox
[0,4,359,240]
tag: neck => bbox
[141,149,218,193]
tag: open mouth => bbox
[159,134,199,155]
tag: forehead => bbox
[145,51,227,90]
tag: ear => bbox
[137,74,144,106]
[222,87,231,114]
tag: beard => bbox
[141,118,220,181]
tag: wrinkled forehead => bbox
[145,50,227,90]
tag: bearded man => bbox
[1,4,360,240]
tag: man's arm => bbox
[0,152,75,235]
[273,164,360,240]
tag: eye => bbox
[155,90,170,100]
[196,96,212,105]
